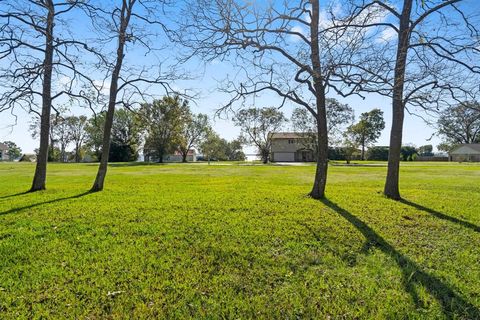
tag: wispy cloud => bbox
[376,28,397,43]
[289,25,307,43]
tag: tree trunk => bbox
[75,143,81,163]
[361,142,365,161]
[30,1,54,192]
[310,94,329,199]
[61,144,66,162]
[262,149,269,164]
[158,150,164,163]
[308,0,328,199]
[91,3,130,192]
[384,0,413,200]
[91,103,116,191]
[182,153,187,162]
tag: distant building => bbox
[144,149,197,163]
[0,143,8,161]
[449,144,480,162]
[270,132,315,162]
[163,149,197,162]
[19,154,37,162]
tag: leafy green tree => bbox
[67,115,88,162]
[437,101,480,145]
[366,146,389,161]
[199,130,224,164]
[346,109,385,160]
[418,145,433,157]
[233,107,286,164]
[140,96,190,163]
[109,109,141,162]
[178,113,210,162]
[224,139,245,161]
[3,141,22,161]
[84,109,141,162]
[400,146,418,161]
[341,133,360,164]
[85,113,106,161]
[437,142,455,153]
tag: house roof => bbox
[269,132,310,139]
[450,144,480,154]
[0,143,8,151]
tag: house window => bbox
[288,139,295,144]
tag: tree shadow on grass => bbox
[0,191,30,200]
[400,199,480,233]
[321,198,480,319]
[108,162,166,168]
[0,191,91,216]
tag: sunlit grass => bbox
[0,162,479,318]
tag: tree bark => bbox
[158,149,164,163]
[262,149,269,164]
[75,143,81,163]
[61,144,66,162]
[30,0,54,192]
[91,2,130,192]
[310,92,329,199]
[384,0,413,200]
[309,0,328,199]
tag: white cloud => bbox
[58,76,72,86]
[94,79,110,95]
[289,25,308,43]
[376,28,397,43]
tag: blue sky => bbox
[1,0,478,154]
[0,62,441,154]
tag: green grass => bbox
[0,162,479,319]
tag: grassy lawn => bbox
[0,162,479,319]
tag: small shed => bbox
[449,144,480,162]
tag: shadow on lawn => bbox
[0,191,30,200]
[108,162,166,168]
[0,191,91,216]
[321,198,480,319]
[400,199,480,233]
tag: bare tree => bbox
[291,98,354,153]
[178,0,379,198]
[88,0,184,191]
[341,0,480,199]
[0,0,101,191]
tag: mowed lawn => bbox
[0,162,479,319]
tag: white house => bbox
[449,144,480,162]
[270,132,315,162]
[163,149,197,162]
[144,148,197,163]
[0,143,8,161]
